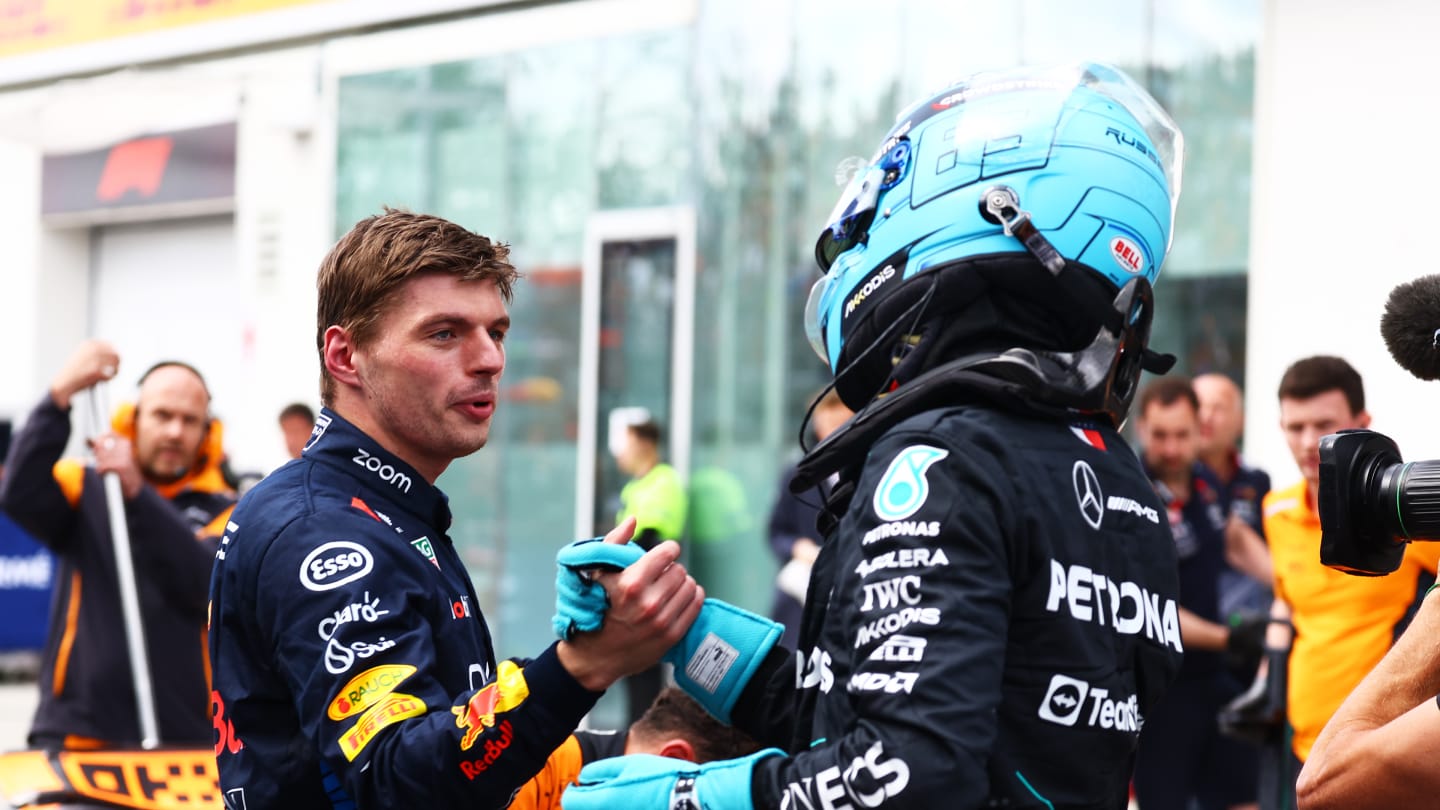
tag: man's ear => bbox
[322,325,362,389]
[1356,409,1372,430]
[654,738,697,763]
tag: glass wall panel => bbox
[591,238,678,535]
[334,0,1259,659]
[1147,50,1256,386]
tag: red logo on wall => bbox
[42,122,236,216]
[95,136,174,202]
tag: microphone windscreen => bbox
[1381,275,1440,381]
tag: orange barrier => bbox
[0,748,219,809]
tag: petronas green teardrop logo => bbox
[873,445,949,521]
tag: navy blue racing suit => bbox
[208,409,600,809]
[731,394,1184,809]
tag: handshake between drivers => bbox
[552,516,705,693]
[552,516,785,724]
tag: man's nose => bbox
[469,334,504,375]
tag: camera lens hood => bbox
[1319,429,1407,576]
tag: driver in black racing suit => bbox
[557,62,1187,810]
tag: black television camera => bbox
[1318,430,1440,576]
[1318,274,1440,575]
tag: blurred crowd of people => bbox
[1115,359,1438,810]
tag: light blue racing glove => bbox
[552,537,645,640]
[664,599,784,723]
[562,749,783,810]
[553,538,783,722]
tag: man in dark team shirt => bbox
[207,209,703,809]
[1133,376,1269,810]
[2,343,235,749]
[1194,372,1274,629]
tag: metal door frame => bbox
[574,206,696,541]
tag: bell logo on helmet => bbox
[1110,237,1145,274]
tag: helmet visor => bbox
[814,163,886,272]
[803,274,832,362]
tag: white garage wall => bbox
[0,45,330,474]
[91,217,250,461]
[1245,0,1440,485]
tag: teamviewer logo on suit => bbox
[1038,674,1090,726]
[1072,461,1104,530]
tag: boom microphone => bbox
[1381,274,1440,381]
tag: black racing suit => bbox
[208,409,601,809]
[732,388,1183,809]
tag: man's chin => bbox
[1158,461,1189,478]
[447,429,490,459]
[144,466,190,484]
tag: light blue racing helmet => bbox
[804,62,1183,379]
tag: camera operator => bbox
[1296,588,1440,808]
[1294,276,1440,809]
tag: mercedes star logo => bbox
[1073,460,1104,530]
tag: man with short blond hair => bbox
[210,209,703,808]
[1194,373,1274,632]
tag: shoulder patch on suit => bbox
[51,459,85,508]
[873,445,949,522]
